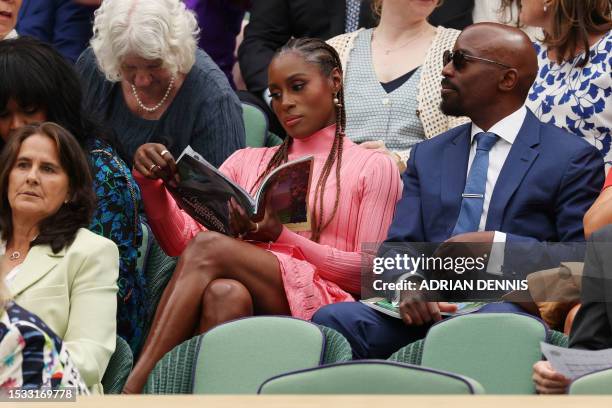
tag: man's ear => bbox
[498,68,519,92]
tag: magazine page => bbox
[253,155,314,232]
[166,147,255,235]
[541,342,612,379]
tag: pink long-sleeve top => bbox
[135,125,402,298]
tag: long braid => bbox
[261,37,346,242]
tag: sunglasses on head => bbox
[443,50,513,70]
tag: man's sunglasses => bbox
[443,50,513,70]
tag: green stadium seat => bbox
[101,336,133,394]
[569,368,612,395]
[258,360,485,394]
[143,316,351,394]
[390,313,548,394]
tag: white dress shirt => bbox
[469,105,527,274]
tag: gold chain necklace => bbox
[373,26,429,55]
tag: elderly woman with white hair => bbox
[76,0,245,168]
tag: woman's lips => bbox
[21,192,40,198]
[284,116,303,127]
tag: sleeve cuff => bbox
[486,231,506,276]
[391,271,424,305]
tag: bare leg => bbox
[123,232,290,393]
[198,279,253,333]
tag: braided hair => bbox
[253,37,346,242]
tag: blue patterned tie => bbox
[345,0,361,33]
[451,132,499,236]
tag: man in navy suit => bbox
[312,23,604,359]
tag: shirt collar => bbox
[4,30,18,40]
[470,105,527,146]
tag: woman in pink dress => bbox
[123,38,402,393]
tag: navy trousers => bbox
[312,301,528,359]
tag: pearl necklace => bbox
[130,76,176,113]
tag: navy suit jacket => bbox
[17,0,97,63]
[384,109,604,278]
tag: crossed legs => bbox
[123,231,290,393]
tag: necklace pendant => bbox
[9,251,20,261]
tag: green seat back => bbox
[259,361,484,395]
[243,102,268,148]
[102,336,133,394]
[570,368,612,395]
[317,325,352,364]
[192,317,325,394]
[421,313,546,394]
[143,335,201,394]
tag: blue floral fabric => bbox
[89,139,147,355]
[527,31,612,168]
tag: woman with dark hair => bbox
[123,37,402,392]
[0,37,146,355]
[502,0,612,166]
[0,122,118,393]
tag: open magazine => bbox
[360,297,489,318]
[165,146,314,235]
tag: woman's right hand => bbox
[133,143,179,183]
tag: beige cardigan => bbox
[328,26,469,141]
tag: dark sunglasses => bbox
[443,50,513,70]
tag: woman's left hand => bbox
[360,140,407,173]
[228,197,283,242]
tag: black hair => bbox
[255,37,346,242]
[0,37,117,151]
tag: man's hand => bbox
[532,361,570,394]
[399,287,458,325]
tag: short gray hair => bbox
[90,0,199,82]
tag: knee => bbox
[203,279,252,310]
[182,231,233,268]
[312,302,354,328]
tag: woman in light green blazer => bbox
[0,123,119,393]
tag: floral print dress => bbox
[89,139,147,355]
[0,302,88,393]
[527,31,612,168]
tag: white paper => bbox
[540,342,612,379]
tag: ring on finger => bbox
[160,149,170,157]
[149,163,158,172]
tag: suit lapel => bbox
[441,129,470,232]
[485,111,541,231]
[9,245,65,297]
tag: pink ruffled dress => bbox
[134,125,402,320]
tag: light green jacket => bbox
[6,228,119,394]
